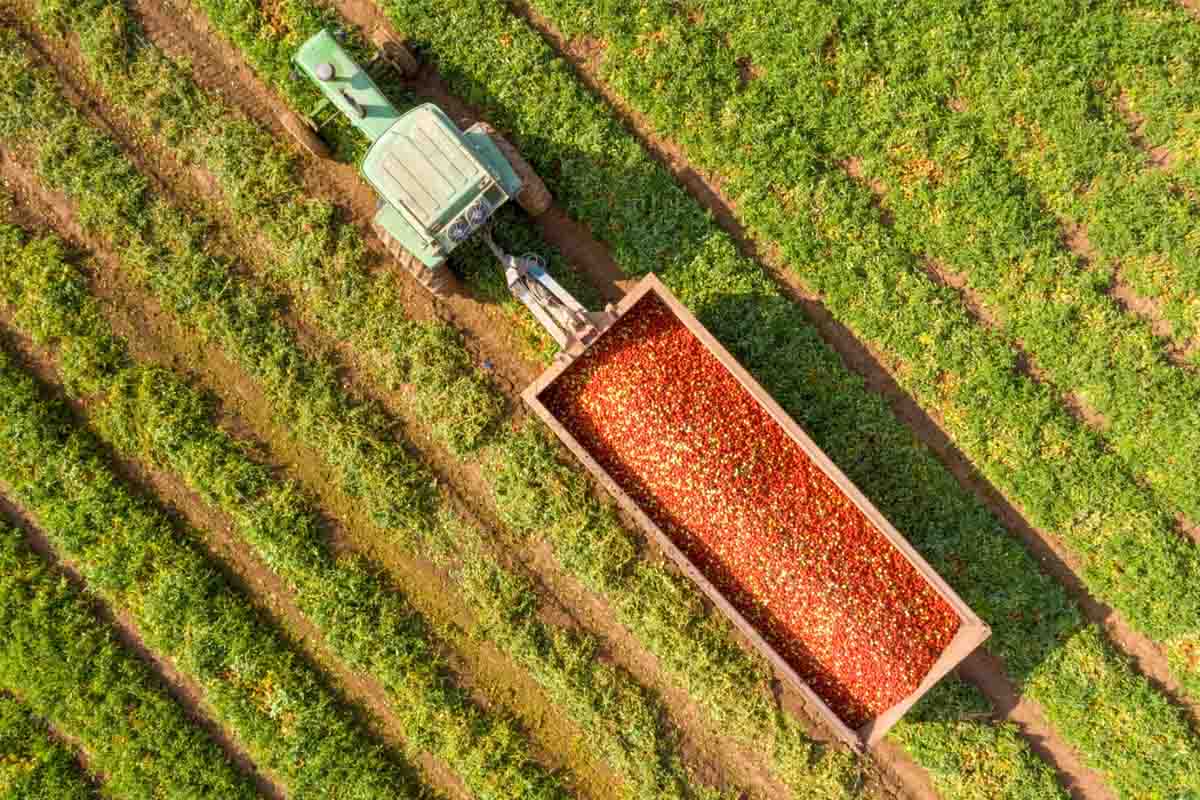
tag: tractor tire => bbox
[475,122,552,217]
[371,28,419,78]
[280,110,331,159]
[373,219,457,298]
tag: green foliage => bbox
[890,681,1066,800]
[0,347,428,800]
[0,527,257,799]
[0,693,97,800]
[0,214,565,797]
[136,0,863,791]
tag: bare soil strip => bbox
[0,489,285,800]
[109,3,902,797]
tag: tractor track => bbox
[0,19,780,799]
[110,3,917,799]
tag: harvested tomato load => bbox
[542,295,961,728]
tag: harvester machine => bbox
[286,28,614,353]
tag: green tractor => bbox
[285,30,595,315]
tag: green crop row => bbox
[956,1,1200,345]
[887,683,1067,800]
[0,692,97,800]
[0,524,257,799]
[0,210,725,800]
[176,0,1200,794]
[513,0,1200,643]
[23,0,869,795]
[577,0,1200,535]
[0,18,730,796]
[0,349,431,799]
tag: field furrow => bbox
[0,196,724,799]
[0,692,98,800]
[0,519,268,799]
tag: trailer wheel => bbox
[280,110,331,159]
[373,219,457,298]
[371,28,418,78]
[476,122,552,217]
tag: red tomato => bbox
[543,296,960,727]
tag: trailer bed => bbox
[523,275,989,748]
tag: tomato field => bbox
[0,0,1196,798]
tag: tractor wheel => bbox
[476,122,552,217]
[371,28,418,78]
[280,110,331,159]
[399,249,457,297]
[373,220,457,298]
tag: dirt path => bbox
[81,4,898,798]
[0,691,105,792]
[0,490,286,800]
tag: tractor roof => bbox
[362,104,492,233]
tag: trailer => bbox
[523,274,990,749]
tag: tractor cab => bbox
[361,103,522,269]
[287,28,608,353]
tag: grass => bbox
[889,682,1067,800]
[0,524,258,800]
[0,692,98,800]
[19,0,1199,797]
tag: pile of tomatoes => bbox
[543,295,960,727]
